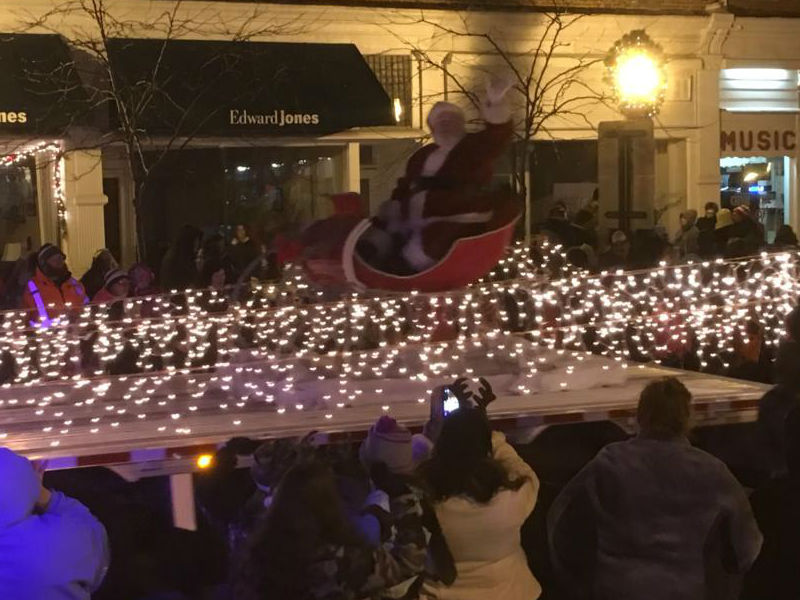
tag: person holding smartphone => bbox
[418,378,542,600]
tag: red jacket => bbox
[22,268,88,319]
[391,120,514,219]
[91,288,124,304]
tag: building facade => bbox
[0,1,799,273]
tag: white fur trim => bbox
[361,226,393,256]
[344,219,372,289]
[402,233,436,272]
[481,98,511,124]
[363,489,390,512]
[408,191,427,224]
[435,211,492,225]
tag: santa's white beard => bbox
[432,131,465,150]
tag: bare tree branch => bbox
[382,6,606,241]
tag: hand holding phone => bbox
[442,387,460,416]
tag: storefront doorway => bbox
[720,156,791,243]
[719,111,798,245]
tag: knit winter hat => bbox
[37,243,65,269]
[104,269,130,289]
[359,416,414,475]
[0,448,40,528]
[427,102,465,128]
[715,208,733,229]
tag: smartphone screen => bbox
[442,388,460,415]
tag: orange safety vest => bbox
[22,268,88,324]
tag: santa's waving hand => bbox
[362,74,515,274]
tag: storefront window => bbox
[720,156,790,243]
[222,146,343,241]
[0,156,39,259]
[530,140,599,224]
[141,146,345,267]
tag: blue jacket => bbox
[0,448,108,600]
[548,437,762,600]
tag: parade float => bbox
[0,243,790,474]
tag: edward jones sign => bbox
[720,112,798,157]
[229,109,320,127]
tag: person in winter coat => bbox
[229,224,260,277]
[21,244,89,322]
[548,377,762,600]
[696,201,719,233]
[772,224,799,250]
[79,249,119,300]
[598,230,630,271]
[730,205,763,252]
[743,405,800,600]
[234,458,427,600]
[0,448,109,599]
[758,305,800,476]
[160,225,201,291]
[418,379,541,600]
[91,269,130,304]
[714,208,736,255]
[358,416,433,546]
[129,263,158,297]
[673,209,700,260]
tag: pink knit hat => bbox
[359,416,415,474]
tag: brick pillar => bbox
[61,149,107,277]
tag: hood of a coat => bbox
[681,209,698,230]
[0,448,40,528]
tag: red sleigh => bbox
[302,192,521,293]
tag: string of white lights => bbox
[0,142,67,238]
[0,244,797,446]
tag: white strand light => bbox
[0,244,797,445]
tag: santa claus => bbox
[359,77,514,274]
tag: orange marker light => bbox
[196,454,213,469]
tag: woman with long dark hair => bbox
[419,380,541,600]
[235,459,427,600]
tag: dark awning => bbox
[0,34,88,137]
[106,39,395,137]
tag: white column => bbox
[689,65,722,211]
[169,473,197,531]
[34,152,58,246]
[61,149,107,276]
[342,142,361,194]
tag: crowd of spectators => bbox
[6,360,800,599]
[0,223,279,313]
[541,200,799,273]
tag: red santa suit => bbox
[369,99,513,272]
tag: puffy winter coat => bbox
[421,432,541,600]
